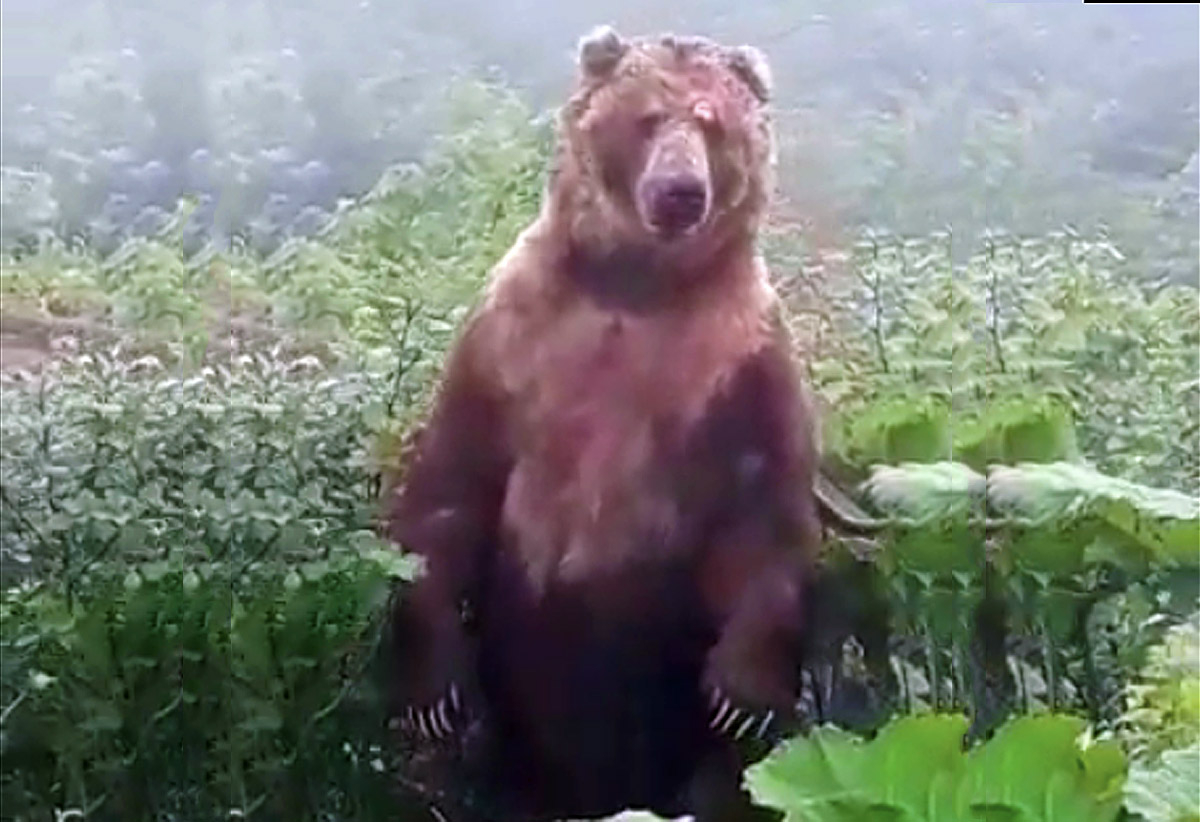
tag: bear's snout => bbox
[640,172,710,235]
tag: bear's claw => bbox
[398,684,465,741]
[705,685,777,741]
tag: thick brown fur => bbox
[383,26,820,822]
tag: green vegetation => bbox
[1,74,1197,822]
[746,713,1128,822]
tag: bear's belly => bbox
[475,549,717,814]
[500,400,698,591]
[500,307,726,589]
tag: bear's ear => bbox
[660,33,715,57]
[727,45,772,104]
[578,25,628,81]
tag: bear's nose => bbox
[645,174,709,233]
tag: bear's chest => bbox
[496,302,757,587]
[514,309,716,480]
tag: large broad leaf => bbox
[885,530,984,575]
[833,398,955,468]
[747,714,1127,822]
[1123,744,1200,822]
[958,714,1127,822]
[954,397,1080,471]
[861,462,986,526]
[987,463,1199,567]
[858,463,987,573]
[745,714,969,822]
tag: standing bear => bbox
[383,25,821,822]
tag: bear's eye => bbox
[637,110,669,133]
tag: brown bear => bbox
[383,25,820,822]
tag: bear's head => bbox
[551,26,775,278]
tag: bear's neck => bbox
[542,195,762,314]
[557,235,757,313]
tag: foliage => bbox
[226,547,419,821]
[807,230,1199,495]
[0,348,399,582]
[1,550,417,821]
[814,460,1198,744]
[1120,616,1200,763]
[791,222,1198,748]
[988,463,1199,572]
[1123,744,1200,822]
[1,561,228,821]
[860,462,984,528]
[1,79,548,427]
[745,712,1128,822]
[746,713,971,822]
[0,348,426,820]
[976,233,1199,492]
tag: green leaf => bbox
[238,699,283,733]
[1124,744,1200,822]
[77,698,123,733]
[865,714,969,821]
[748,715,1127,822]
[745,715,969,822]
[955,398,1080,469]
[958,714,1126,822]
[842,399,955,466]
[988,463,1199,567]
[861,462,985,526]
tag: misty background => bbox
[2,0,1197,283]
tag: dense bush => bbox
[800,229,1200,495]
[0,351,421,820]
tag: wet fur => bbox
[384,29,817,822]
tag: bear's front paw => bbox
[385,592,479,744]
[703,682,781,742]
[701,634,802,745]
[396,682,469,742]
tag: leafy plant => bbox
[0,346,425,820]
[988,463,1199,573]
[1120,615,1200,762]
[1123,744,1200,822]
[807,230,1199,495]
[746,713,1128,822]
